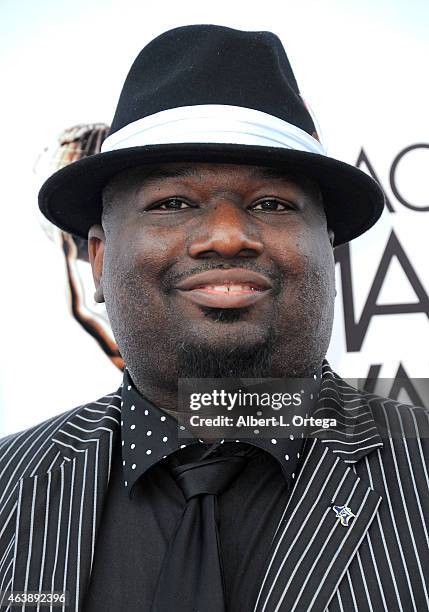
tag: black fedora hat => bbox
[38,24,384,246]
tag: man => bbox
[1,24,428,612]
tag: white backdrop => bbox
[0,0,428,435]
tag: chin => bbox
[188,312,271,347]
[175,314,276,379]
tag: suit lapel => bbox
[10,365,385,611]
[254,363,384,612]
[12,392,121,611]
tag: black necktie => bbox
[150,443,254,612]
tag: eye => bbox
[148,198,193,211]
[250,199,295,212]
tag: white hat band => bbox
[101,105,326,156]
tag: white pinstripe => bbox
[56,428,114,441]
[376,448,417,611]
[321,434,380,445]
[92,399,117,407]
[0,562,13,604]
[365,531,389,611]
[46,450,62,472]
[0,501,18,540]
[271,438,318,543]
[106,430,114,488]
[315,409,373,421]
[0,430,28,463]
[331,443,384,455]
[50,462,64,612]
[22,476,38,611]
[51,441,88,453]
[90,440,99,572]
[395,406,429,552]
[36,470,51,612]
[10,478,24,592]
[304,488,372,612]
[364,456,404,611]
[62,458,76,612]
[336,589,345,612]
[75,449,88,610]
[380,405,429,608]
[409,409,429,493]
[356,550,373,611]
[346,569,359,611]
[0,537,14,574]
[76,414,119,425]
[81,408,105,415]
[0,433,14,450]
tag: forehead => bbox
[105,162,320,193]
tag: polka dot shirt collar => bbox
[120,370,184,495]
[120,367,322,496]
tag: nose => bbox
[188,200,264,259]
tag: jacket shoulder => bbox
[0,388,121,489]
[361,389,429,439]
[326,366,429,440]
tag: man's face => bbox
[89,162,336,390]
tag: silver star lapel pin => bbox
[332,504,355,526]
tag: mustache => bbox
[160,261,284,294]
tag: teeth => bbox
[197,284,260,292]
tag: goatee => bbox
[176,327,275,378]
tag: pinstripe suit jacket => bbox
[0,363,428,612]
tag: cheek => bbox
[270,223,327,270]
[272,226,335,305]
[299,238,336,326]
[105,224,184,287]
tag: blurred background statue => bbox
[35,123,125,371]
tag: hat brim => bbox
[38,143,384,246]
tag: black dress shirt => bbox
[84,369,319,611]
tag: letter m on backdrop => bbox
[335,230,429,352]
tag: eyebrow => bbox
[254,167,299,181]
[139,165,300,184]
[138,167,201,184]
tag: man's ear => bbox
[88,225,106,303]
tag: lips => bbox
[174,269,272,309]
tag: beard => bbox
[175,320,275,378]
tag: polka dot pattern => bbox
[119,368,321,494]
[119,370,200,494]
